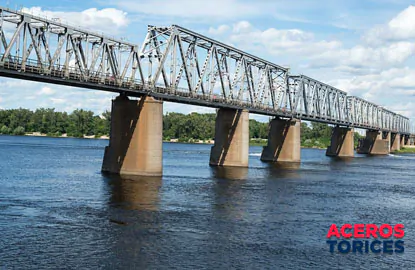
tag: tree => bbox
[0,125,10,134]
[67,109,95,137]
[12,126,25,135]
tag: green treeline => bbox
[163,113,271,142]
[0,108,110,137]
[0,108,359,148]
[163,113,362,147]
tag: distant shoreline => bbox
[24,132,110,140]
[2,133,330,149]
[8,133,414,153]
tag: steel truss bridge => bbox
[0,7,411,135]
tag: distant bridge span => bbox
[0,7,413,176]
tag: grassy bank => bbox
[394,147,415,153]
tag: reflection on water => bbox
[212,174,247,222]
[210,166,249,180]
[103,174,163,269]
[266,162,301,179]
[327,156,356,171]
[104,173,162,211]
[210,167,248,220]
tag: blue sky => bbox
[0,0,414,126]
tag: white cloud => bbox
[204,11,415,81]
[37,86,55,96]
[208,25,230,36]
[0,78,115,114]
[364,5,415,45]
[209,21,341,57]
[328,67,415,117]
[309,42,415,72]
[21,7,129,34]
[387,102,415,119]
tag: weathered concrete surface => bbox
[102,95,163,177]
[402,135,410,147]
[326,127,354,157]
[383,131,391,141]
[391,133,401,152]
[407,136,412,146]
[209,109,249,167]
[357,130,390,155]
[401,135,410,147]
[260,118,301,162]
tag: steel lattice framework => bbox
[287,75,349,124]
[0,7,411,134]
[347,96,409,133]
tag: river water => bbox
[0,135,414,269]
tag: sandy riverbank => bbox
[25,132,109,140]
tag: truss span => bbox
[0,7,411,134]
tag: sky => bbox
[0,0,415,127]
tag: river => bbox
[0,135,414,269]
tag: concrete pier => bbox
[102,95,163,177]
[406,136,412,146]
[400,135,406,147]
[390,133,401,152]
[209,109,249,167]
[383,131,391,142]
[356,130,390,155]
[326,127,354,157]
[260,118,301,162]
[401,135,410,147]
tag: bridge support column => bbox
[209,109,249,167]
[357,130,390,155]
[391,133,401,152]
[260,118,301,162]
[326,127,354,157]
[384,131,391,142]
[403,135,410,147]
[102,95,163,177]
[400,134,405,147]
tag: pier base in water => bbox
[326,127,354,157]
[357,131,390,155]
[102,95,163,177]
[391,133,401,152]
[209,108,249,167]
[260,118,301,162]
